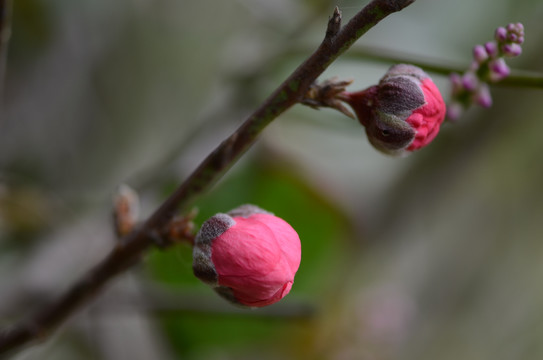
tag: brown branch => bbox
[0,0,416,356]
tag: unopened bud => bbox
[495,27,507,42]
[473,45,489,64]
[342,64,446,155]
[474,83,492,108]
[192,205,301,308]
[501,43,522,57]
[489,58,510,82]
[484,41,499,58]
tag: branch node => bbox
[151,209,197,249]
[325,6,342,41]
[302,77,355,118]
[113,184,140,238]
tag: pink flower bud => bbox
[192,205,301,307]
[342,64,446,155]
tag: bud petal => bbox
[192,205,301,307]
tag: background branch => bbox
[0,0,416,356]
[344,45,543,88]
[0,0,12,106]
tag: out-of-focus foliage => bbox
[148,156,350,359]
[1,0,543,359]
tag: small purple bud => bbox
[450,73,463,95]
[489,58,510,81]
[502,43,522,57]
[473,45,488,63]
[495,27,507,42]
[446,102,463,121]
[507,33,519,43]
[484,41,498,58]
[468,61,479,72]
[505,23,525,43]
[474,84,492,108]
[461,72,479,91]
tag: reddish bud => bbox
[192,205,301,308]
[343,64,446,155]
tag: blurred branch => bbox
[0,0,416,355]
[0,0,12,105]
[343,45,543,89]
[131,1,338,190]
[98,283,315,320]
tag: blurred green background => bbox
[1,0,543,359]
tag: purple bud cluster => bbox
[448,23,524,120]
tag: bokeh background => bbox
[1,0,543,359]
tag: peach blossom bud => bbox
[192,205,301,307]
[342,64,446,155]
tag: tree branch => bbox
[0,0,416,355]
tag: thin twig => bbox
[0,0,416,355]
